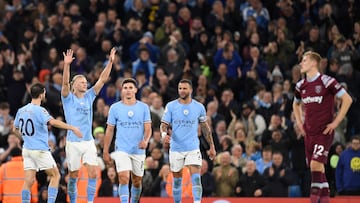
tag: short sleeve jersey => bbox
[14,103,53,150]
[294,74,345,136]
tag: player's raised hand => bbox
[71,126,83,138]
[109,47,116,63]
[63,49,75,65]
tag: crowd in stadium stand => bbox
[0,0,360,201]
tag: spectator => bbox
[212,151,239,197]
[0,102,13,140]
[132,48,155,81]
[242,0,270,30]
[262,151,294,197]
[214,42,243,80]
[336,135,360,195]
[231,144,247,172]
[200,159,215,197]
[141,157,161,196]
[326,142,345,196]
[235,160,265,197]
[255,145,273,174]
[150,95,165,119]
[0,133,21,163]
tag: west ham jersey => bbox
[294,73,345,136]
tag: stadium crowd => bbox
[0,0,360,202]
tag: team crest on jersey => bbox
[183,109,189,115]
[128,110,134,117]
[315,85,322,94]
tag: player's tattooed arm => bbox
[200,121,214,146]
[200,121,216,160]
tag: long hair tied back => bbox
[70,74,85,92]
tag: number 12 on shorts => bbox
[313,144,324,156]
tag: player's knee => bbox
[69,170,79,178]
[119,175,130,184]
[50,168,61,182]
[87,167,97,179]
[24,176,36,188]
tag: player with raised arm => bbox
[103,78,152,203]
[293,51,352,203]
[14,83,83,203]
[61,48,116,203]
[160,79,216,203]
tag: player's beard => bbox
[180,92,190,100]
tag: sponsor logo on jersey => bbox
[302,96,323,104]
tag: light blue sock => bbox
[119,184,129,203]
[21,189,31,203]
[191,173,202,202]
[67,177,78,203]
[131,185,142,203]
[173,177,182,203]
[47,186,58,203]
[87,178,97,201]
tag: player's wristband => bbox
[161,132,167,139]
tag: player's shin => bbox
[21,190,31,203]
[68,177,78,203]
[47,187,58,203]
[87,178,97,202]
[191,173,202,203]
[131,185,142,203]
[119,184,129,203]
[173,177,182,203]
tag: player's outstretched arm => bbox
[93,48,116,95]
[292,100,305,136]
[62,49,75,97]
[48,119,83,138]
[200,121,216,160]
[323,92,353,135]
[103,124,115,166]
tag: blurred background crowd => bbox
[0,0,360,202]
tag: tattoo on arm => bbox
[201,122,214,146]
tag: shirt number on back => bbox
[313,144,324,156]
[18,118,35,136]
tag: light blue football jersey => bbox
[61,88,96,142]
[161,99,207,152]
[14,103,53,150]
[107,101,151,154]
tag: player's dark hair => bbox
[179,79,193,88]
[30,83,45,99]
[122,78,138,88]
